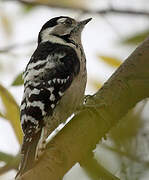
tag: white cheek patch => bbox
[41,28,67,45]
[41,27,55,40]
[57,18,67,23]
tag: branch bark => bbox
[17,35,149,180]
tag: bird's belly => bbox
[56,74,86,118]
[45,72,87,136]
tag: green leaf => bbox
[0,84,23,144]
[99,55,122,68]
[0,111,5,118]
[11,73,24,86]
[122,30,149,45]
[0,152,20,174]
[0,151,15,163]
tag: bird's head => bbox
[38,16,92,44]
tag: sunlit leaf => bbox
[11,73,24,86]
[0,154,20,174]
[0,84,23,144]
[122,30,149,45]
[99,55,122,68]
[0,151,15,163]
[0,111,5,118]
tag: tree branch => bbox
[80,152,120,180]
[0,41,35,53]
[4,0,149,17]
[17,35,149,179]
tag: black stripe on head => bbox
[53,34,78,47]
[38,16,68,43]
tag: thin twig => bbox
[102,144,149,167]
[0,41,35,53]
[0,164,14,175]
[4,0,149,16]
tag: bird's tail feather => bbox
[15,129,42,179]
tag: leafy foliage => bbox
[122,30,149,45]
[0,84,23,144]
[98,55,122,68]
[11,73,24,86]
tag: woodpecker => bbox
[16,16,91,178]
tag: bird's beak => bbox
[78,18,92,26]
[72,18,92,34]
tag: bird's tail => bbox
[15,129,42,179]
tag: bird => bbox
[15,16,91,179]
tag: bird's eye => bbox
[64,19,72,25]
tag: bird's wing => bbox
[17,42,80,177]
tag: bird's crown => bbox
[38,16,92,44]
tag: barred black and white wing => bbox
[17,42,80,176]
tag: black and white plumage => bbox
[16,16,91,178]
